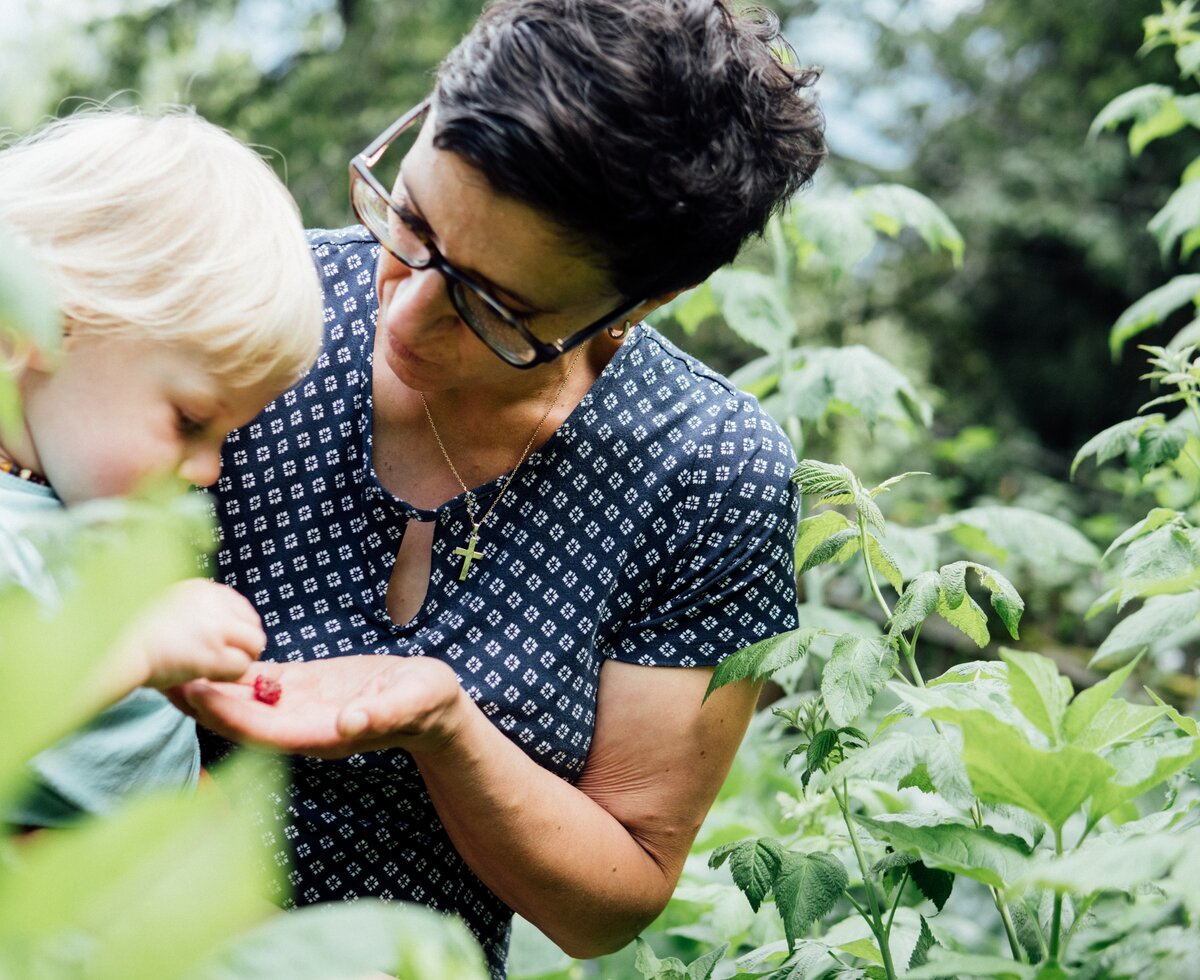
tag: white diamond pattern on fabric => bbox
[201,227,800,978]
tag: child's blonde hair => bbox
[0,106,321,390]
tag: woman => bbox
[178,0,825,975]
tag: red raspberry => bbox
[253,674,282,705]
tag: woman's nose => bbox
[380,255,458,325]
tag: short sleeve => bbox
[604,418,800,667]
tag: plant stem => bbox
[968,801,1025,961]
[834,781,899,980]
[858,512,894,620]
[885,867,910,936]
[1049,827,1065,962]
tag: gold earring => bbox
[608,320,632,340]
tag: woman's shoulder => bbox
[602,325,794,461]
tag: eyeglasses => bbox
[349,98,644,369]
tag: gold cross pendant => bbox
[454,528,485,580]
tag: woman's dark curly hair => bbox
[433,0,825,301]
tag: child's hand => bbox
[117,579,266,690]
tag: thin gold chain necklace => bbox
[421,347,583,581]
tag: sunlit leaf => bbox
[773,851,848,950]
[1000,649,1071,744]
[855,184,965,267]
[708,267,794,354]
[1091,591,1200,669]
[820,635,898,726]
[1110,274,1200,358]
[705,628,824,700]
[855,814,1032,890]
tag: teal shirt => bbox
[0,474,199,827]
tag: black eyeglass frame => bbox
[349,98,645,369]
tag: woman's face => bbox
[374,120,627,393]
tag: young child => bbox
[0,107,323,826]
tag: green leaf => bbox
[855,815,1032,890]
[799,527,861,574]
[1102,506,1180,561]
[708,267,795,354]
[790,196,878,275]
[780,345,932,431]
[909,861,954,913]
[1145,686,1199,735]
[908,916,938,969]
[634,937,690,980]
[1149,178,1200,261]
[189,901,489,980]
[1063,653,1143,745]
[795,510,854,570]
[709,838,784,913]
[685,943,729,980]
[1114,523,1200,607]
[0,497,202,799]
[1089,737,1200,824]
[936,589,990,648]
[854,184,965,267]
[705,628,823,699]
[820,635,898,726]
[1015,826,1200,896]
[0,752,283,980]
[865,533,903,592]
[887,571,941,638]
[773,851,849,950]
[906,949,1035,979]
[932,507,1101,570]
[921,707,1116,831]
[1091,592,1200,669]
[1110,274,1200,358]
[1001,649,1071,744]
[1090,84,1175,140]
[1073,415,1166,478]
[814,732,973,805]
[806,729,840,774]
[976,565,1025,639]
[650,281,720,334]
[792,459,856,499]
[938,561,968,609]
[1130,422,1190,476]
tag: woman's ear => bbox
[630,283,701,324]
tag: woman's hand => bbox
[170,655,467,759]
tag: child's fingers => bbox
[220,616,268,657]
[202,644,263,682]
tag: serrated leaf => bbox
[976,566,1025,639]
[1090,591,1200,669]
[791,196,877,275]
[938,561,968,609]
[686,943,729,980]
[888,571,941,637]
[1131,423,1190,476]
[705,627,823,699]
[1102,507,1181,561]
[865,534,903,592]
[1015,827,1200,896]
[1073,415,1165,478]
[909,861,954,912]
[800,527,861,574]
[708,267,795,354]
[854,184,964,267]
[773,851,849,950]
[936,589,990,648]
[933,507,1101,570]
[792,459,856,498]
[806,729,840,774]
[855,815,1032,890]
[1063,653,1143,745]
[709,838,784,913]
[1115,523,1200,608]
[821,635,898,726]
[1089,737,1200,824]
[908,916,938,969]
[634,937,690,980]
[1001,649,1071,744]
[813,732,973,805]
[795,510,854,570]
[780,346,932,431]
[1145,687,1199,735]
[921,707,1116,831]
[1110,274,1200,358]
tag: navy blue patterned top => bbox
[203,227,800,977]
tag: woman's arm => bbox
[175,654,758,957]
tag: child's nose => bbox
[178,446,222,488]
